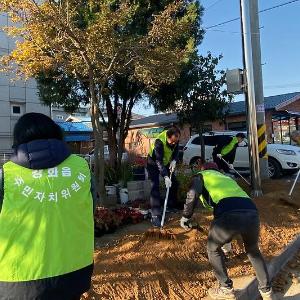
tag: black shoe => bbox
[166,207,178,214]
[151,215,162,227]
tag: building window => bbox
[227,121,247,131]
[11,104,22,116]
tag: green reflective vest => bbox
[0,155,94,282]
[149,130,174,166]
[221,136,238,156]
[199,170,249,210]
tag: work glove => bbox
[164,176,172,188]
[217,154,222,159]
[180,217,193,231]
[228,164,234,170]
[169,160,176,173]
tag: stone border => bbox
[238,235,300,299]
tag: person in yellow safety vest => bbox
[180,162,276,300]
[147,126,181,227]
[0,113,96,300]
[291,130,300,146]
[212,133,246,173]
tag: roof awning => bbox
[138,127,164,138]
[272,110,300,120]
[64,134,91,142]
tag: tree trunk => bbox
[105,94,119,168]
[106,126,118,168]
[89,81,105,203]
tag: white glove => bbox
[217,154,222,159]
[180,217,192,231]
[164,176,172,188]
[222,242,232,254]
[228,164,234,170]
[169,160,176,172]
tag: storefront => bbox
[271,111,300,144]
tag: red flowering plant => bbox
[94,207,122,236]
[132,156,146,168]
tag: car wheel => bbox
[268,158,282,179]
[190,157,203,171]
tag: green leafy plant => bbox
[119,162,133,188]
[176,164,193,207]
[104,163,119,186]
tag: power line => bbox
[205,0,300,29]
[205,0,224,11]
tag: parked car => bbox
[183,131,300,178]
[85,145,128,166]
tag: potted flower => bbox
[118,162,133,204]
[104,163,118,196]
[132,156,146,181]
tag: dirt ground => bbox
[84,180,300,300]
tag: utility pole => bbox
[240,0,268,196]
[247,0,269,179]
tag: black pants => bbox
[147,164,178,216]
[207,210,271,292]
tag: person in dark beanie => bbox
[180,162,275,300]
[0,113,95,300]
[147,126,181,227]
[213,133,246,173]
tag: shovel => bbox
[220,157,251,186]
[144,170,176,240]
[280,169,300,206]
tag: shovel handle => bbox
[161,170,173,228]
[289,169,300,196]
[221,157,251,186]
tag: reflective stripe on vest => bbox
[0,155,94,282]
[149,130,174,166]
[221,137,238,156]
[199,170,249,210]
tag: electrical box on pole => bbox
[226,69,244,95]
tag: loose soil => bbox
[84,180,300,300]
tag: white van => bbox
[183,131,300,178]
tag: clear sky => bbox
[134,0,300,116]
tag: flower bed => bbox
[94,207,144,237]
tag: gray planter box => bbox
[100,194,118,207]
[128,190,145,202]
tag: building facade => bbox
[125,92,300,156]
[0,13,50,153]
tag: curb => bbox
[238,234,300,299]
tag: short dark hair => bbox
[166,125,181,138]
[13,113,63,147]
[236,132,246,139]
[202,162,219,171]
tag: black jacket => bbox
[147,139,179,177]
[182,174,257,219]
[213,136,238,164]
[0,139,94,300]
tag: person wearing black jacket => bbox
[179,162,275,300]
[147,126,180,227]
[212,133,246,173]
[0,113,96,300]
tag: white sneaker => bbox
[208,287,237,299]
[260,289,277,300]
